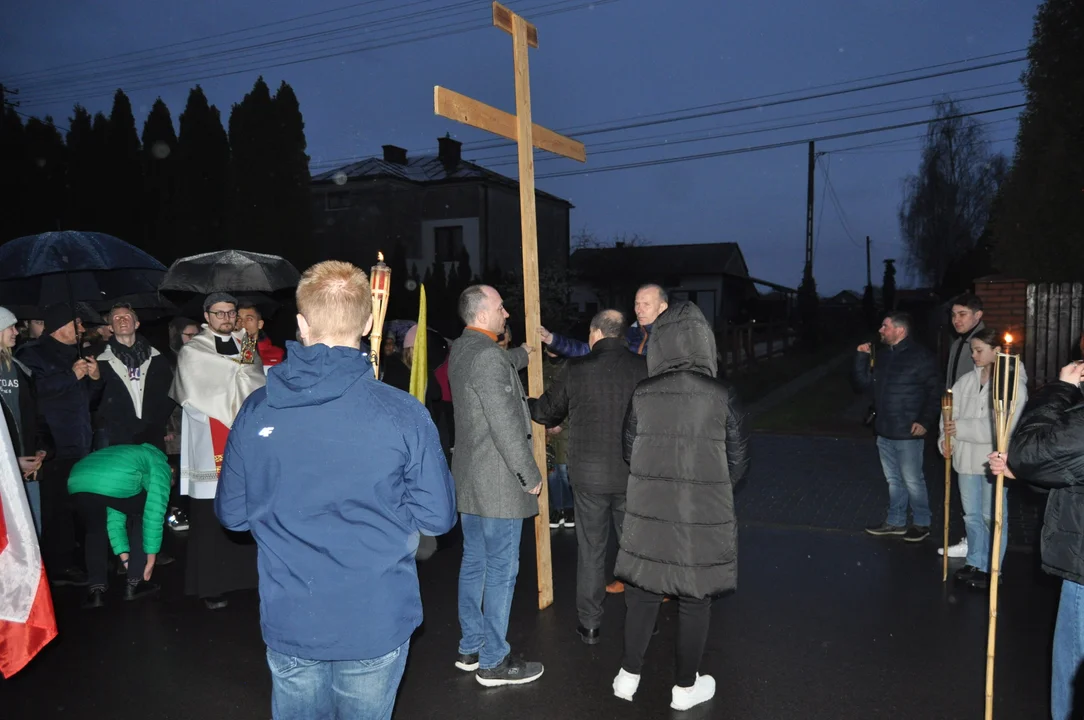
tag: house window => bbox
[326,191,351,210]
[434,225,464,262]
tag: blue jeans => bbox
[1053,580,1084,720]
[549,464,572,511]
[876,437,931,527]
[458,513,523,669]
[266,641,408,720]
[958,473,1008,572]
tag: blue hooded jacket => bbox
[215,341,456,661]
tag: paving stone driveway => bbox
[736,433,1045,550]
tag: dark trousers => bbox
[71,492,146,589]
[622,585,713,688]
[39,457,80,572]
[573,489,626,629]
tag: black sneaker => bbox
[124,581,160,602]
[954,565,979,582]
[51,566,90,587]
[864,523,907,537]
[903,526,930,543]
[203,596,228,610]
[549,511,562,529]
[966,571,1003,590]
[563,508,575,528]
[476,656,544,687]
[577,625,600,645]
[455,652,480,672]
[81,586,106,610]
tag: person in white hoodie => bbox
[939,327,1027,590]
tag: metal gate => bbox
[1025,283,1084,386]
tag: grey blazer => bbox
[448,329,540,519]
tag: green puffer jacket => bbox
[67,444,172,555]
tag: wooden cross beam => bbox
[434,1,586,611]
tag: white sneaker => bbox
[938,537,968,558]
[613,669,640,701]
[671,674,716,711]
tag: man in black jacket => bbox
[990,359,1084,719]
[530,309,648,645]
[853,312,940,542]
[17,303,104,586]
[93,304,175,451]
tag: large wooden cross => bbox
[435,1,586,610]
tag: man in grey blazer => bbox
[449,284,544,687]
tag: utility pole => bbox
[866,235,872,287]
[804,140,815,281]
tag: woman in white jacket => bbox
[939,327,1027,590]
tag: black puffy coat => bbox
[852,338,940,440]
[614,302,750,599]
[16,336,102,459]
[529,336,648,494]
[1008,381,1084,585]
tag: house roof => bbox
[571,243,747,278]
[312,153,573,207]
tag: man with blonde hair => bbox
[216,261,456,720]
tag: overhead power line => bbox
[472,87,1023,168]
[306,55,1026,170]
[15,0,618,109]
[532,103,1025,180]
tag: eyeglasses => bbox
[208,310,238,319]
[182,331,198,339]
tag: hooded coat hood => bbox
[266,341,370,409]
[646,301,717,378]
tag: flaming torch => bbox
[369,251,391,380]
[984,332,1021,720]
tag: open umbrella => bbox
[0,231,166,308]
[160,250,301,294]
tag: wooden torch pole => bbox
[942,389,953,582]
[985,341,1018,720]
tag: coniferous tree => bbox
[229,77,277,255]
[105,90,144,245]
[0,107,29,240]
[270,81,312,265]
[882,259,897,314]
[141,98,179,262]
[176,86,231,255]
[993,0,1084,280]
[64,105,99,232]
[23,116,67,234]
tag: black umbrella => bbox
[160,250,301,294]
[0,231,166,308]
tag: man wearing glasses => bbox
[170,293,266,610]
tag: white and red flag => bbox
[0,415,57,678]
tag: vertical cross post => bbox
[434,2,586,610]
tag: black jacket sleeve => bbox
[622,394,638,466]
[917,350,942,432]
[725,386,750,485]
[1008,382,1084,490]
[529,362,570,428]
[852,351,873,392]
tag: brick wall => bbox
[974,277,1028,349]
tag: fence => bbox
[1026,282,1084,387]
[719,321,793,372]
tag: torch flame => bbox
[1004,333,1014,345]
[377,251,384,262]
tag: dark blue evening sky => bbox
[0,0,1041,294]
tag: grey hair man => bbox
[448,284,545,687]
[540,284,669,358]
